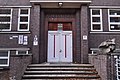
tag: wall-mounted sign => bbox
[9,35,28,45]
[83,35,87,40]
[18,35,23,44]
[23,36,28,45]
[33,35,38,46]
[9,36,18,39]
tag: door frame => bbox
[45,17,76,63]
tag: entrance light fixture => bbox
[58,2,63,8]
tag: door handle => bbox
[59,49,62,53]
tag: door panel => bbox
[60,32,72,62]
[47,31,72,62]
[47,31,60,62]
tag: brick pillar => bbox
[31,4,41,63]
[89,54,108,80]
[75,10,81,63]
[80,4,89,63]
[89,54,116,80]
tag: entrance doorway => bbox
[47,22,73,62]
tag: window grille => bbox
[90,9,103,31]
[18,8,30,31]
[0,51,10,66]
[0,8,12,31]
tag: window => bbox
[108,9,120,31]
[16,50,29,55]
[91,9,103,31]
[0,9,12,31]
[48,22,72,31]
[18,8,30,31]
[0,51,10,66]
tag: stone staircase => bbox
[22,63,101,80]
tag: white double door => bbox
[47,31,72,62]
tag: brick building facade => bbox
[0,0,120,80]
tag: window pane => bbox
[48,23,58,31]
[63,23,72,31]
[110,24,120,30]
[0,51,8,57]
[18,51,27,55]
[93,24,101,30]
[110,10,120,15]
[0,24,10,29]
[20,9,28,14]
[119,76,120,79]
[0,59,8,64]
[110,17,120,22]
[0,9,11,14]
[0,17,10,22]
[20,16,28,22]
[19,24,28,29]
[92,10,100,15]
[93,17,100,22]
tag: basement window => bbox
[16,50,29,55]
[18,8,30,31]
[0,8,12,31]
[90,9,103,31]
[0,51,10,67]
[108,9,120,31]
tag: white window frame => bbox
[0,8,13,31]
[108,9,120,31]
[90,9,103,31]
[0,51,10,67]
[18,8,30,31]
[16,50,29,55]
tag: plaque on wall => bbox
[23,36,28,45]
[18,35,23,44]
[83,35,87,40]
[33,35,38,46]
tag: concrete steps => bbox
[22,63,101,80]
[24,71,97,74]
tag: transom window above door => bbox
[48,22,72,31]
